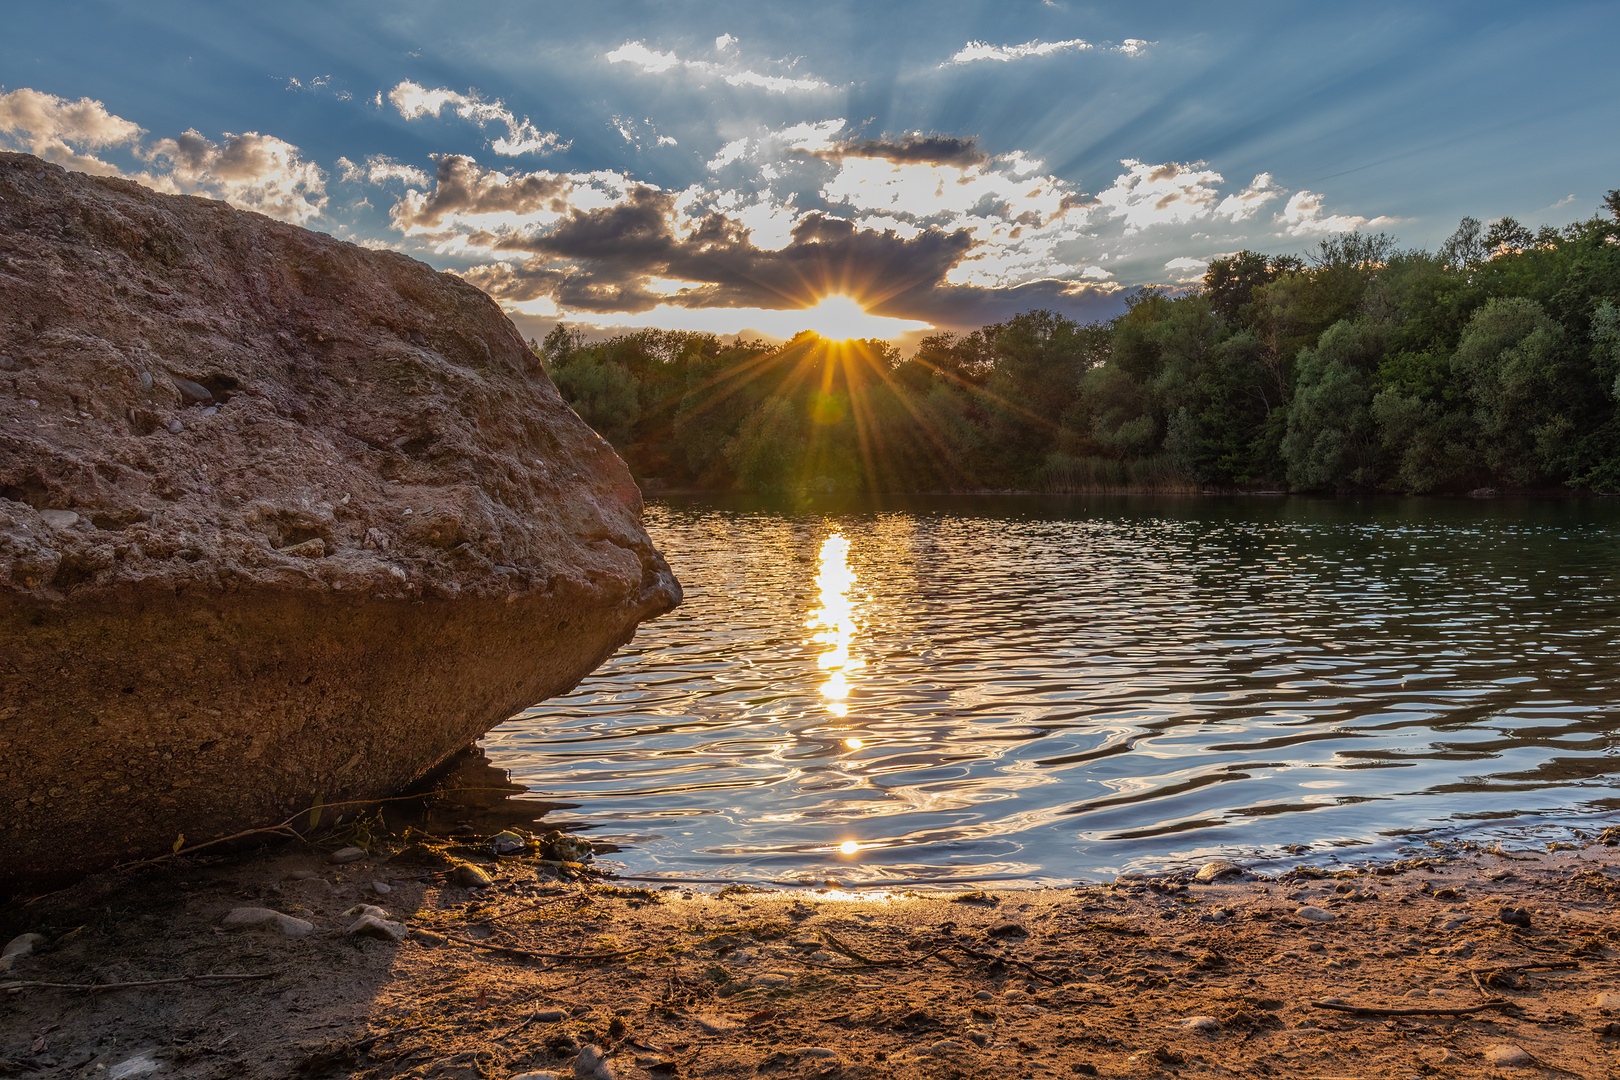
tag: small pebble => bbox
[328,846,366,864]
[285,870,317,881]
[0,932,45,973]
[221,907,313,939]
[1498,906,1532,928]
[1594,993,1620,1010]
[1182,1016,1220,1033]
[753,973,791,989]
[1294,906,1335,922]
[1194,861,1242,883]
[795,1047,837,1058]
[371,881,392,895]
[921,1040,967,1056]
[346,914,407,941]
[972,990,994,1001]
[573,1044,616,1080]
[450,864,493,888]
[167,418,183,434]
[535,1009,568,1023]
[1485,1044,1531,1066]
[412,929,448,947]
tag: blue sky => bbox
[3,1,1616,342]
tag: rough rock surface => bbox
[0,152,680,889]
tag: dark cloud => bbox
[394,154,568,230]
[484,197,975,314]
[809,135,988,168]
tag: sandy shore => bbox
[5,835,1620,1079]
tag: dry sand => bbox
[5,834,1620,1080]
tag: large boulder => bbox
[0,153,680,891]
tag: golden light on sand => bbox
[808,532,863,717]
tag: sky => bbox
[2,1,1616,345]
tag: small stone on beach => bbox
[328,846,366,864]
[1486,1044,1531,1066]
[450,863,493,888]
[347,914,407,941]
[1294,906,1335,922]
[1194,861,1243,883]
[1182,1015,1220,1033]
[221,907,313,939]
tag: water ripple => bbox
[479,494,1620,885]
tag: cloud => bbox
[944,38,1151,65]
[606,40,832,94]
[1215,172,1282,221]
[283,74,352,102]
[1275,190,1398,236]
[810,135,987,168]
[0,88,143,174]
[1094,159,1226,232]
[390,154,576,232]
[387,80,568,156]
[948,38,1093,64]
[338,154,430,187]
[135,130,328,223]
[476,188,976,315]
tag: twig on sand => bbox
[1,972,271,993]
[1310,998,1514,1017]
[483,893,590,923]
[442,933,643,965]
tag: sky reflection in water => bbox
[482,495,1620,887]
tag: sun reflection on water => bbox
[808,532,863,717]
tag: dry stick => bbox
[441,932,644,964]
[1,972,271,993]
[483,893,591,923]
[1465,960,1579,975]
[1310,998,1513,1017]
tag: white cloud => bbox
[607,40,832,94]
[387,80,568,156]
[1275,190,1398,236]
[0,88,143,175]
[948,38,1092,64]
[337,154,430,187]
[1095,159,1225,232]
[1163,256,1210,283]
[284,75,352,102]
[1215,172,1282,221]
[944,38,1151,65]
[135,130,328,224]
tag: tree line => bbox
[536,191,1620,495]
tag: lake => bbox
[477,494,1620,887]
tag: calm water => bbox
[479,494,1620,886]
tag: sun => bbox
[797,294,929,340]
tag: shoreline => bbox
[6,833,1620,1078]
